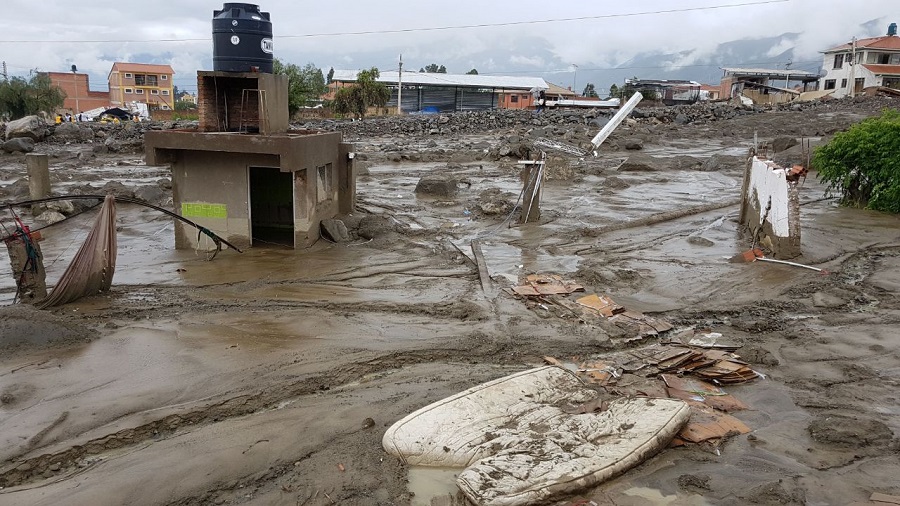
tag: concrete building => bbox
[818,24,900,98]
[328,70,548,113]
[699,84,721,101]
[44,72,110,113]
[145,71,354,250]
[108,62,176,110]
[720,67,819,104]
[625,79,701,105]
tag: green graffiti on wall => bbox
[181,202,227,219]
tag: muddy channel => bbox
[1,104,899,506]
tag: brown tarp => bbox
[37,195,117,308]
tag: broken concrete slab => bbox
[739,156,802,259]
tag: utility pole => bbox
[397,53,403,115]
[784,59,791,89]
[849,37,857,98]
[71,64,80,114]
[572,64,578,95]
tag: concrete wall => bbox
[740,157,801,259]
[145,130,354,250]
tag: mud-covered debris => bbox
[808,415,893,448]
[687,236,715,247]
[320,219,351,243]
[1,138,35,154]
[508,274,584,296]
[618,153,660,172]
[415,174,460,197]
[623,137,644,150]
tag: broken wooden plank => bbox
[470,240,494,296]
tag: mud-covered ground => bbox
[1,97,899,506]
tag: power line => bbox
[0,0,790,43]
[479,60,822,75]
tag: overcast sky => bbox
[1,0,896,93]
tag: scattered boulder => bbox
[1,138,35,153]
[101,181,135,198]
[674,113,690,125]
[320,218,351,242]
[357,215,396,240]
[34,210,66,224]
[623,137,644,150]
[603,176,631,190]
[5,116,48,141]
[45,200,75,215]
[135,185,166,205]
[415,174,459,197]
[687,236,715,247]
[618,153,660,172]
[52,123,94,142]
[701,154,742,172]
[772,136,799,153]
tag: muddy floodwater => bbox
[1,101,899,506]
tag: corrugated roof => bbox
[331,70,547,90]
[826,35,900,52]
[110,62,175,76]
[722,67,817,78]
[545,82,575,96]
[862,64,900,76]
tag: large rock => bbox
[415,174,459,197]
[772,136,799,153]
[623,137,644,150]
[52,122,94,142]
[34,211,66,224]
[618,153,660,172]
[320,219,351,242]
[1,137,35,153]
[5,116,48,141]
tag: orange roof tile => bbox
[862,64,900,76]
[826,35,900,52]
[110,62,175,76]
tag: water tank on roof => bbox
[889,23,898,36]
[212,3,273,73]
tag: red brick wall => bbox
[197,74,261,132]
[47,72,110,113]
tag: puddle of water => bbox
[621,486,711,505]
[408,467,464,506]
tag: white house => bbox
[819,23,900,98]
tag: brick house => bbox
[44,72,110,113]
[108,63,176,110]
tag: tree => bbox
[608,83,619,99]
[582,83,598,98]
[813,109,900,213]
[173,84,181,97]
[0,72,66,120]
[330,67,390,119]
[326,67,334,84]
[466,68,479,75]
[422,64,447,73]
[175,100,196,111]
[273,58,327,116]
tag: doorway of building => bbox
[249,166,294,247]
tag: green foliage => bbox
[329,68,391,118]
[582,83,598,98]
[0,72,66,119]
[608,83,619,98]
[174,100,196,111]
[813,109,900,213]
[326,67,334,84]
[466,68,478,75]
[421,64,447,73]
[273,58,327,116]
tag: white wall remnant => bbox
[739,156,801,259]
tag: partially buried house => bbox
[145,71,355,250]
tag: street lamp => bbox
[71,64,80,116]
[572,64,578,95]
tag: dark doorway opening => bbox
[249,166,294,247]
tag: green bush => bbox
[813,109,900,213]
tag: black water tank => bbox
[212,3,273,73]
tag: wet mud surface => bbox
[1,100,899,505]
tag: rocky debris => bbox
[51,123,94,143]
[1,138,35,153]
[603,176,631,190]
[807,414,893,448]
[543,155,574,181]
[623,137,644,150]
[356,215,399,240]
[677,474,711,493]
[772,136,799,153]
[34,210,66,225]
[618,153,660,172]
[100,181,136,198]
[474,189,515,216]
[687,236,715,247]
[702,154,744,172]
[134,184,167,206]
[320,219,351,242]
[5,116,48,141]
[743,480,806,505]
[415,174,460,197]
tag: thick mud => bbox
[1,99,899,505]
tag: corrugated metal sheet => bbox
[458,88,495,111]
[332,70,547,90]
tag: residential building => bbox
[818,23,900,98]
[108,62,176,110]
[699,84,721,101]
[328,70,548,113]
[44,72,110,112]
[625,79,702,105]
[177,92,197,104]
[720,67,819,104]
